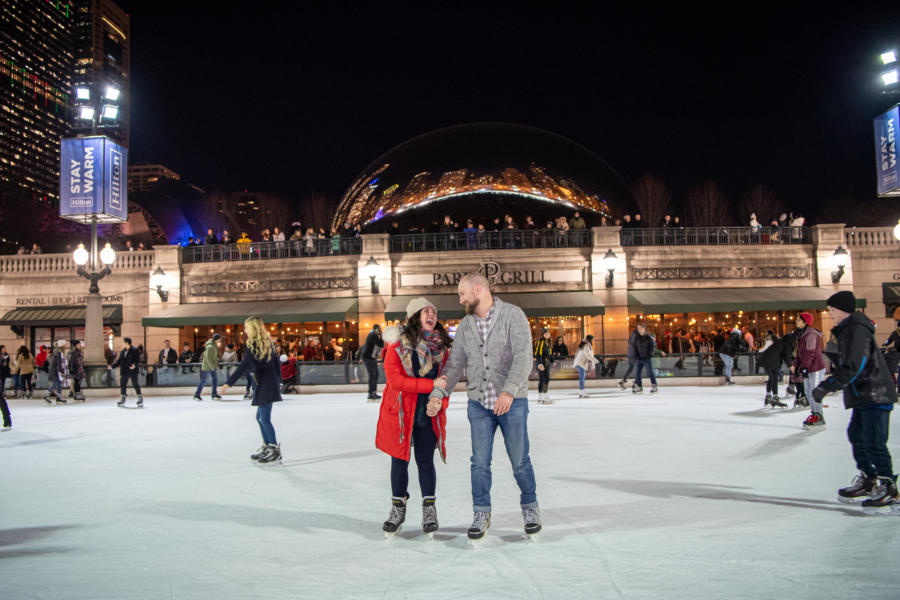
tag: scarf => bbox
[400,330,444,377]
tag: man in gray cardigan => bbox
[428,273,540,539]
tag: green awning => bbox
[883,283,900,318]
[628,287,866,314]
[0,305,122,327]
[384,292,605,321]
[142,298,358,327]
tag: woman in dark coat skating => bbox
[221,316,283,463]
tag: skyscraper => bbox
[71,0,129,147]
[0,0,74,202]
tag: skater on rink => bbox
[631,323,658,394]
[193,334,222,401]
[45,340,69,404]
[110,338,143,408]
[68,340,86,402]
[617,326,640,391]
[361,324,384,402]
[811,291,898,512]
[430,273,541,540]
[375,298,451,537]
[534,327,554,404]
[573,335,599,397]
[793,312,826,428]
[221,316,283,464]
[0,345,11,430]
[757,330,792,408]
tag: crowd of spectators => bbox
[179,221,363,258]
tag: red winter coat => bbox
[375,341,449,462]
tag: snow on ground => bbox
[1,385,898,600]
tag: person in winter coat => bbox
[574,335,599,398]
[719,329,748,385]
[221,317,283,464]
[811,291,898,510]
[279,354,298,393]
[551,336,569,358]
[35,345,49,373]
[617,327,641,390]
[631,323,659,393]
[14,346,35,399]
[110,337,142,407]
[0,345,11,430]
[45,340,69,404]
[757,331,792,407]
[793,312,827,428]
[533,328,554,404]
[68,340,86,402]
[193,334,222,401]
[361,324,384,401]
[375,298,451,536]
[881,321,900,389]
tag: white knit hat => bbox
[406,297,436,319]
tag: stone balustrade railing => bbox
[843,227,900,249]
[0,250,155,274]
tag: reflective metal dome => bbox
[333,123,632,231]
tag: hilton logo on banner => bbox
[59,136,128,223]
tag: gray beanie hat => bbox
[406,297,436,319]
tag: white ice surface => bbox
[1,386,898,600]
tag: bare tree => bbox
[739,184,782,226]
[299,192,337,232]
[632,172,671,228]
[683,181,732,227]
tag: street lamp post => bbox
[73,217,116,366]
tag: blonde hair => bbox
[244,316,274,360]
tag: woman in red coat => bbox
[375,297,452,537]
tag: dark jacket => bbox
[551,342,569,357]
[68,347,85,379]
[179,349,193,363]
[225,343,282,406]
[534,337,553,367]
[817,311,898,410]
[158,347,178,365]
[626,330,640,360]
[361,329,384,361]
[0,351,9,378]
[758,337,792,371]
[111,347,141,374]
[720,332,748,357]
[48,348,67,377]
[634,333,655,360]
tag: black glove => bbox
[811,386,827,403]
[798,367,809,378]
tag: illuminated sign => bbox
[60,136,128,223]
[874,105,900,197]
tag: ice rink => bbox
[1,385,898,600]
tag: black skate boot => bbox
[838,472,877,503]
[650,383,658,394]
[136,396,143,408]
[632,385,643,394]
[250,445,268,461]
[44,393,55,405]
[861,477,899,514]
[212,393,223,401]
[257,443,281,463]
[117,395,126,407]
[192,394,202,401]
[523,506,542,536]
[617,380,626,391]
[383,496,408,536]
[422,496,438,536]
[770,395,787,408]
[467,511,491,540]
[764,392,772,406]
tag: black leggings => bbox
[390,422,437,498]
[537,364,550,393]
[766,368,780,395]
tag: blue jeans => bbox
[635,358,656,388]
[848,406,894,478]
[256,403,277,445]
[720,353,734,379]
[576,366,586,390]
[48,374,63,396]
[195,370,218,397]
[467,399,538,512]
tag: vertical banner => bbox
[59,136,128,222]
[874,105,900,197]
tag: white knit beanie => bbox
[406,297,436,319]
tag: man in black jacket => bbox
[812,291,898,511]
[158,340,178,366]
[632,323,658,394]
[110,337,143,408]
[617,327,641,390]
[361,325,384,401]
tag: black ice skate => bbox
[765,394,787,408]
[257,443,281,464]
[212,394,223,401]
[467,511,491,540]
[632,385,643,394]
[861,477,899,514]
[650,384,658,393]
[523,507,542,538]
[44,393,55,404]
[192,394,202,401]
[422,496,438,537]
[617,380,626,391]
[838,472,877,504]
[117,395,126,407]
[383,496,408,537]
[74,392,86,402]
[250,445,268,461]
[136,396,143,408]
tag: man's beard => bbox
[464,297,479,316]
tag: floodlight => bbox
[76,87,90,100]
[78,106,95,120]
[883,69,899,86]
[882,51,897,65]
[101,105,119,120]
[104,86,120,101]
[99,243,116,265]
[73,243,89,266]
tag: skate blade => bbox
[383,526,401,539]
[837,496,862,505]
[862,504,900,516]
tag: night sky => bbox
[123,4,899,219]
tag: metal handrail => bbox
[622,226,810,246]
[182,238,362,264]
[388,228,592,253]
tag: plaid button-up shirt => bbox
[474,303,498,410]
